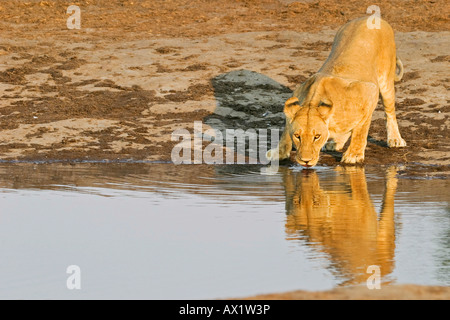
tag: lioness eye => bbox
[294,133,300,139]
[314,134,321,140]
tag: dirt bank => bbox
[236,284,450,300]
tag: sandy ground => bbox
[237,284,450,300]
[0,0,449,299]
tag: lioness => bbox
[267,17,406,167]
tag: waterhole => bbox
[0,163,448,299]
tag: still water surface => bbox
[0,163,448,299]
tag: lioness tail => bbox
[394,57,404,82]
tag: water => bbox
[0,163,448,299]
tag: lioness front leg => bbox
[341,118,371,164]
[266,124,292,161]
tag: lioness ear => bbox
[317,101,333,119]
[284,97,301,122]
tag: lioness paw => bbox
[341,152,365,164]
[388,138,407,148]
[266,147,290,161]
[266,149,277,161]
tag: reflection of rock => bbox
[206,69,292,131]
[283,166,399,286]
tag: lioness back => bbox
[319,17,397,84]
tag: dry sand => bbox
[236,284,450,300]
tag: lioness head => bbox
[284,96,331,167]
[282,75,379,167]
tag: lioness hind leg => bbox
[380,83,406,148]
[322,132,350,152]
[322,140,336,151]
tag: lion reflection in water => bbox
[282,166,398,286]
